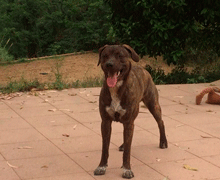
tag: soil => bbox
[0,52,175,86]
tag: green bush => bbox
[146,64,220,85]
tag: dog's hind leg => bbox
[143,93,168,149]
[119,143,124,151]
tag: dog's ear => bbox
[122,44,139,62]
[97,45,108,66]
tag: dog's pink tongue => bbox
[107,74,117,88]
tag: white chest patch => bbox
[106,80,126,118]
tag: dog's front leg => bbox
[94,120,112,176]
[122,122,134,179]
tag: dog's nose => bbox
[106,61,114,68]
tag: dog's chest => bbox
[106,85,126,121]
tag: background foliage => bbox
[0,0,111,60]
[105,0,220,65]
[0,0,220,67]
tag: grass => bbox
[0,77,103,94]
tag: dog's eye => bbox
[102,54,108,58]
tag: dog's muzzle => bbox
[106,71,121,88]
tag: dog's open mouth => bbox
[107,70,122,88]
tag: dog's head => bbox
[98,44,139,88]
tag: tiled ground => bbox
[1,82,220,180]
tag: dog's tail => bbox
[196,87,220,105]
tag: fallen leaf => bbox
[206,109,213,112]
[201,135,212,138]
[89,101,97,103]
[179,146,189,150]
[17,146,33,149]
[156,158,161,162]
[79,90,86,94]
[41,165,48,168]
[7,161,19,169]
[162,176,170,180]
[176,124,184,128]
[48,109,57,112]
[48,90,57,93]
[62,134,70,137]
[59,109,71,111]
[183,164,198,171]
[174,96,184,98]
[43,99,49,103]
[68,93,77,96]
[39,72,48,75]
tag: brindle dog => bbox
[94,44,168,179]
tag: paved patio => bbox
[1,82,220,180]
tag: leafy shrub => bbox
[105,0,220,65]
[146,64,220,85]
[145,65,166,84]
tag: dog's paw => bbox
[160,140,168,149]
[122,169,134,179]
[94,166,107,176]
[119,144,124,151]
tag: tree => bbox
[0,0,111,59]
[104,0,220,64]
[0,0,46,58]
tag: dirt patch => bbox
[0,52,174,86]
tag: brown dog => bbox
[94,44,168,179]
[196,87,220,105]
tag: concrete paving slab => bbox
[0,140,63,160]
[10,155,84,179]
[132,143,196,164]
[0,128,46,144]
[0,161,20,180]
[1,83,220,180]
[150,158,220,180]
[0,117,32,130]
[31,172,95,180]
